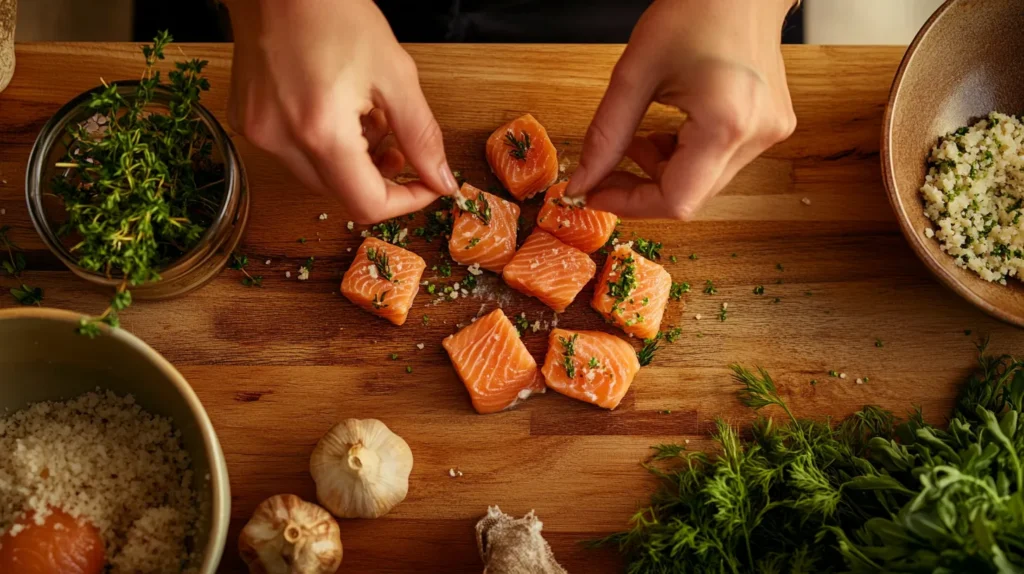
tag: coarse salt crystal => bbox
[319,213,328,220]
[450,291,459,299]
[416,343,425,350]
[467,263,483,276]
[298,267,310,281]
[285,271,291,278]
[801,197,811,206]
[855,378,864,384]
[264,259,271,265]
[347,221,355,231]
[839,373,847,379]
[398,228,408,242]
[449,468,457,478]
[722,302,728,310]
[0,208,5,215]
[367,265,379,280]
[924,227,935,238]
[347,248,352,252]
[695,314,702,320]
[517,388,532,400]
[361,230,370,238]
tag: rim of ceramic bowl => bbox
[0,307,231,572]
[24,82,242,289]
[879,0,1024,327]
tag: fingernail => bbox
[565,167,587,197]
[439,163,458,195]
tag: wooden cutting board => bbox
[3,43,1024,573]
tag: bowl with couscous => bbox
[0,307,230,573]
[883,0,1024,326]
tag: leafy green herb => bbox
[366,247,394,282]
[371,290,390,309]
[664,326,682,343]
[406,366,413,374]
[372,218,408,247]
[421,315,430,326]
[607,255,638,303]
[414,198,454,243]
[669,281,690,301]
[230,253,263,287]
[874,338,884,348]
[504,130,532,161]
[669,255,678,263]
[588,357,600,369]
[390,353,399,360]
[52,31,220,335]
[634,237,662,260]
[559,333,579,378]
[828,369,839,377]
[637,335,660,367]
[515,312,530,337]
[718,303,728,322]
[689,253,698,260]
[772,297,781,304]
[457,191,492,225]
[434,259,453,278]
[0,226,42,305]
[703,280,717,295]
[466,237,481,249]
[427,283,436,294]
[753,285,765,295]
[810,379,819,386]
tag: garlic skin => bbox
[238,494,343,574]
[310,418,414,519]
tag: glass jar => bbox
[25,82,249,300]
[0,0,14,93]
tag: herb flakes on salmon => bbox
[449,183,520,273]
[541,329,640,410]
[592,244,672,340]
[536,181,618,253]
[486,114,559,200]
[341,237,426,326]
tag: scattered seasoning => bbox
[964,329,972,336]
[422,315,430,326]
[367,247,394,282]
[753,285,764,295]
[559,333,579,378]
[664,327,682,343]
[285,271,291,278]
[371,290,390,309]
[230,254,264,288]
[319,212,328,221]
[695,314,702,320]
[810,379,818,386]
[504,130,531,161]
[772,297,781,304]
[719,303,728,322]
[390,353,399,360]
[637,335,660,367]
[588,357,600,369]
[371,218,409,247]
[456,192,492,225]
[659,410,672,415]
[406,366,413,374]
[801,197,811,206]
[703,280,717,295]
[855,378,864,385]
[776,263,784,271]
[298,237,307,244]
[1,225,44,305]
[839,373,847,380]
[448,468,464,478]
[689,253,698,260]
[828,370,839,378]
[670,282,690,301]
[347,221,355,231]
[416,343,425,350]
[466,237,481,249]
[670,255,678,263]
[874,338,884,348]
[634,237,662,260]
[607,255,638,303]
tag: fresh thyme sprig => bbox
[457,191,492,225]
[366,247,394,282]
[0,225,43,306]
[504,130,531,161]
[372,289,390,309]
[53,31,221,336]
[637,336,660,367]
[230,253,263,287]
[559,333,579,378]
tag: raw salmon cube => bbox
[502,230,596,313]
[341,237,425,326]
[536,182,618,254]
[591,244,671,340]
[541,329,641,410]
[486,113,559,200]
[442,309,544,414]
[449,183,520,273]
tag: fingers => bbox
[378,56,458,197]
[566,51,657,198]
[585,172,666,219]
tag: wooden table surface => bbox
[3,43,1024,573]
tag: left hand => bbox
[565,0,798,219]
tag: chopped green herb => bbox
[515,312,530,337]
[435,259,453,278]
[719,304,728,322]
[637,335,661,367]
[776,263,784,271]
[466,237,481,249]
[422,315,430,326]
[588,357,600,369]
[504,130,532,161]
[427,283,436,294]
[703,280,717,295]
[371,218,409,247]
[406,366,413,374]
[559,333,579,377]
[874,338,884,348]
[298,237,307,244]
[689,253,698,260]
[810,379,818,386]
[390,353,399,360]
[828,370,839,377]
[11,284,43,306]
[753,285,764,295]
[371,290,390,309]
[634,237,662,260]
[414,199,454,243]
[241,275,263,287]
[670,282,690,301]
[664,327,682,343]
[670,255,678,263]
[230,253,263,287]
[607,255,638,302]
[462,273,478,291]
[659,410,672,415]
[304,256,315,272]
[772,297,781,304]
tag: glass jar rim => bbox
[24,81,241,287]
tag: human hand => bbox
[565,0,798,219]
[224,0,458,223]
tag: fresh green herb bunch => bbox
[52,31,222,336]
[600,348,1024,573]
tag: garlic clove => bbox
[238,494,343,574]
[310,418,414,519]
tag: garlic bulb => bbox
[310,418,414,519]
[238,494,343,574]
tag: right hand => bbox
[224,0,459,223]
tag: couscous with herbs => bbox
[920,112,1024,284]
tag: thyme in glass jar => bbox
[51,31,222,336]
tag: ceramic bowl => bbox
[0,307,230,572]
[882,0,1024,326]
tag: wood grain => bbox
[1,43,1020,573]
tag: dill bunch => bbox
[602,349,1024,573]
[51,31,222,336]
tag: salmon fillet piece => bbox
[536,182,618,254]
[442,308,545,414]
[502,230,596,313]
[591,244,672,340]
[341,237,426,326]
[450,183,520,273]
[485,113,559,200]
[541,329,641,410]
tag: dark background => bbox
[133,0,805,44]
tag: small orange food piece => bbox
[592,244,672,340]
[536,181,618,254]
[541,329,641,410]
[485,113,559,200]
[0,509,105,574]
[502,230,596,313]
[341,237,426,326]
[442,308,544,414]
[449,183,520,273]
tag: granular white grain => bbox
[0,390,199,573]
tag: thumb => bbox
[379,61,459,197]
[566,54,655,198]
